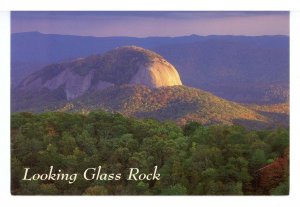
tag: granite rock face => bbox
[17,46,183,100]
[130,55,182,88]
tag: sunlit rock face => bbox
[128,46,182,88]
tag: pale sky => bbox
[11,11,289,37]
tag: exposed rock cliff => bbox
[17,46,182,100]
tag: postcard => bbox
[11,11,289,195]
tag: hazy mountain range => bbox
[12,44,289,128]
[11,32,289,104]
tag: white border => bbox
[0,9,11,203]
[0,0,299,10]
[1,1,300,206]
[289,11,300,198]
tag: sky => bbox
[11,11,289,37]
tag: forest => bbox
[11,111,289,195]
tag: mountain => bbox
[12,46,288,128]
[12,83,287,128]
[11,32,289,105]
[11,32,203,86]
[60,85,271,127]
[14,46,182,100]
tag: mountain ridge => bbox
[11,32,289,104]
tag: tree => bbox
[271,181,289,195]
[39,183,59,195]
[59,132,77,155]
[265,128,289,156]
[83,186,108,195]
[11,112,289,195]
[183,121,202,136]
[162,184,187,195]
[223,182,243,195]
[76,130,97,156]
[250,149,267,171]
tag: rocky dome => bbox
[18,46,183,100]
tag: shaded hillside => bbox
[154,38,289,104]
[246,102,289,128]
[59,85,285,128]
[248,102,289,114]
[13,81,288,128]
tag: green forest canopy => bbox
[11,111,289,195]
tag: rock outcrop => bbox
[129,53,182,88]
[17,46,182,100]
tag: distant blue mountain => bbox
[153,37,289,103]
[11,32,289,104]
[12,32,288,63]
[12,32,207,63]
